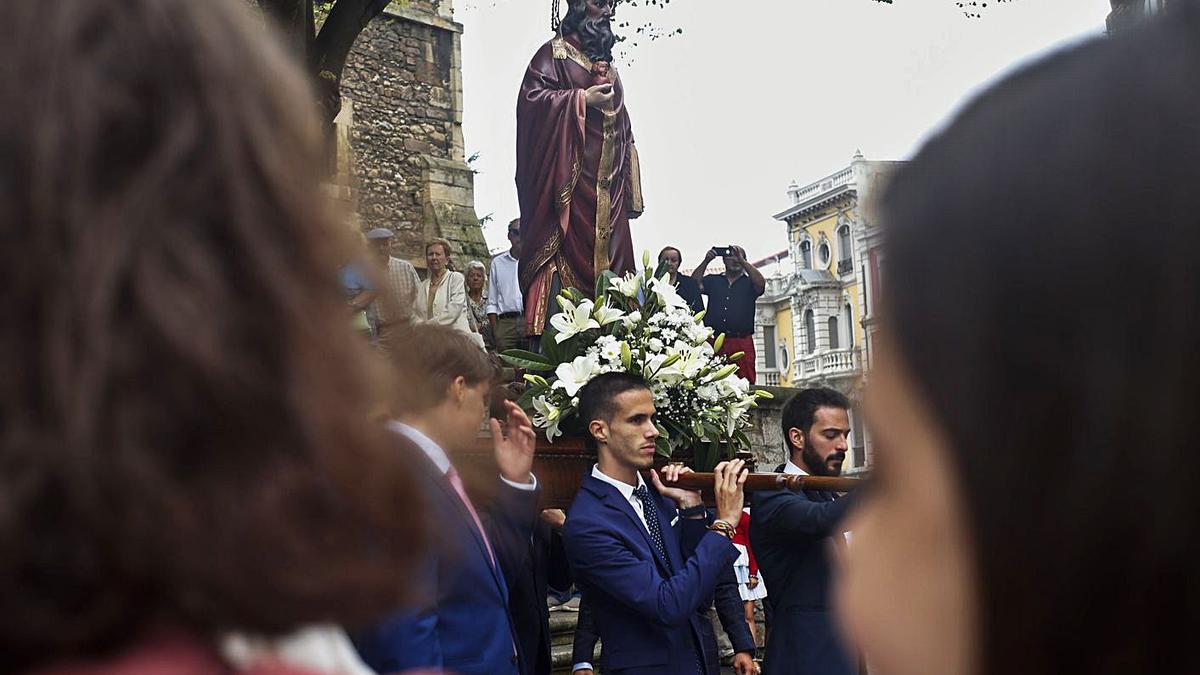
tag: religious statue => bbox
[515,0,644,336]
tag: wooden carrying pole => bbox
[654,471,864,495]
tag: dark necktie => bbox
[632,485,672,573]
[633,486,702,674]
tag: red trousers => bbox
[714,334,756,385]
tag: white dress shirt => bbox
[486,251,523,315]
[783,459,808,476]
[389,420,536,490]
[590,463,652,533]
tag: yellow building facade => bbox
[765,153,901,473]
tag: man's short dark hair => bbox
[576,372,650,452]
[781,387,850,454]
[658,246,682,262]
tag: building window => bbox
[818,242,831,268]
[828,316,840,350]
[779,342,790,372]
[800,240,812,269]
[843,304,854,348]
[851,408,866,468]
[763,325,777,369]
[804,309,816,354]
[838,225,852,263]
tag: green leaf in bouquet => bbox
[733,430,751,450]
[652,259,670,283]
[694,437,720,472]
[655,436,673,459]
[500,350,556,371]
[540,328,566,363]
[654,422,670,440]
[661,417,690,443]
[595,270,616,303]
[515,385,538,411]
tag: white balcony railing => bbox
[760,371,781,387]
[796,348,861,381]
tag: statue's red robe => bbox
[515,35,644,336]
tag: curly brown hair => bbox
[0,0,423,669]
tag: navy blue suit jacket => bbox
[351,442,538,675]
[750,467,857,675]
[562,474,739,675]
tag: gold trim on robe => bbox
[628,144,644,217]
[552,37,594,72]
[593,104,617,278]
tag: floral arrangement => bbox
[501,253,771,469]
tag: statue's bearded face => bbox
[562,0,618,63]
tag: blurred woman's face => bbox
[427,244,447,274]
[467,267,485,292]
[836,331,978,675]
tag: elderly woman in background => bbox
[464,260,494,350]
[417,238,483,348]
[0,0,425,673]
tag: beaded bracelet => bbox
[707,519,736,540]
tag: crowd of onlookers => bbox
[7,1,1200,675]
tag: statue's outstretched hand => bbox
[585,83,615,108]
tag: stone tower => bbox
[339,0,488,273]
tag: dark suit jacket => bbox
[351,439,539,675]
[750,466,857,675]
[562,474,739,675]
[493,514,553,675]
[572,550,754,674]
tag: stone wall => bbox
[744,385,793,470]
[340,0,489,273]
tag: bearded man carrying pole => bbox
[515,0,645,339]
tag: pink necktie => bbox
[446,466,497,568]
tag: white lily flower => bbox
[553,355,602,397]
[549,297,600,343]
[648,274,689,309]
[530,395,564,442]
[593,300,626,326]
[611,272,642,299]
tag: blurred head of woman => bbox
[838,7,1200,675]
[0,0,423,670]
[465,261,487,297]
[426,239,452,277]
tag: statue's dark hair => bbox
[560,0,617,63]
[882,4,1200,673]
[0,0,425,669]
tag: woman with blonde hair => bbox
[417,238,484,347]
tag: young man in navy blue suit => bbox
[562,372,750,675]
[351,325,539,675]
[750,387,859,675]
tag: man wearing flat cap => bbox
[367,228,420,351]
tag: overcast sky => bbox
[457,0,1108,265]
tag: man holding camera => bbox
[692,245,766,384]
